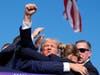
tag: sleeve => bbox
[20,48,50,61]
[22,20,32,30]
[63,62,70,72]
[20,26,35,49]
[19,60,64,74]
[19,60,71,74]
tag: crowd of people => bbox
[0,3,99,75]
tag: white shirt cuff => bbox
[63,62,70,72]
[22,20,32,30]
[31,35,34,40]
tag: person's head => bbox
[60,43,79,62]
[13,35,20,43]
[1,43,11,50]
[40,38,59,56]
[75,40,92,64]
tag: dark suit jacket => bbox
[20,27,37,50]
[0,43,17,66]
[14,58,79,75]
[84,60,99,75]
[0,66,23,72]
[15,60,63,74]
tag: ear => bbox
[88,50,92,57]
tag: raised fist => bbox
[25,3,37,16]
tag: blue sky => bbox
[0,0,100,73]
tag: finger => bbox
[79,70,86,75]
[34,27,45,35]
[81,68,88,75]
[26,4,37,9]
[36,27,45,32]
[25,4,37,14]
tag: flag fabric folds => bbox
[63,0,82,32]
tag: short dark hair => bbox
[75,40,91,49]
[13,35,20,43]
[1,43,11,50]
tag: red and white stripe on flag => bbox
[63,0,82,32]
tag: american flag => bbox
[63,0,82,32]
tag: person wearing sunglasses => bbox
[75,40,99,75]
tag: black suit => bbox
[0,66,22,72]
[84,60,99,75]
[15,60,64,74]
[0,43,17,66]
[20,27,36,50]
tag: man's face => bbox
[76,42,91,64]
[41,40,58,56]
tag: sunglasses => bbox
[78,48,90,53]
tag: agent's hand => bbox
[34,35,44,50]
[70,63,88,75]
[31,27,45,39]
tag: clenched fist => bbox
[24,3,37,23]
[25,3,37,16]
